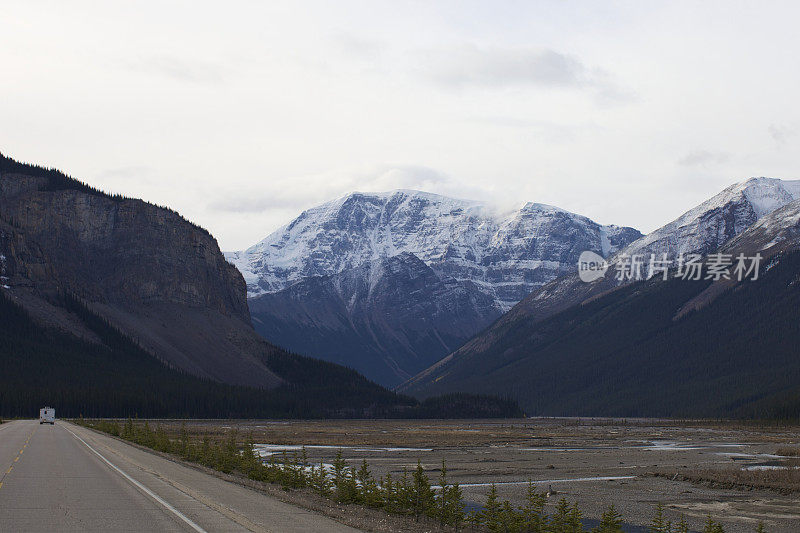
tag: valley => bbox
[82,418,800,532]
[4,3,800,532]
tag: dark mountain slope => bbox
[0,289,437,418]
[404,249,800,417]
[402,203,800,418]
[0,153,522,419]
[248,252,501,386]
[0,289,521,419]
[0,152,278,388]
[417,178,800,366]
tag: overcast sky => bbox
[2,1,799,250]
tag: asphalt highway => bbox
[0,420,361,532]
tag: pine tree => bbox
[332,449,348,492]
[567,502,583,533]
[337,469,359,503]
[397,468,411,515]
[481,485,502,532]
[445,482,464,531]
[300,446,308,468]
[520,481,547,533]
[550,498,572,533]
[199,436,212,467]
[499,499,522,532]
[675,514,689,533]
[309,460,331,497]
[434,460,464,529]
[594,504,623,533]
[438,459,449,529]
[383,473,396,514]
[411,460,435,521]
[703,515,725,533]
[154,424,170,453]
[238,440,261,478]
[356,459,381,507]
[650,503,671,533]
[122,417,134,440]
[179,423,190,457]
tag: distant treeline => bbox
[0,152,209,234]
[0,289,521,419]
[0,152,128,202]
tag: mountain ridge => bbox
[227,189,642,309]
[399,181,800,419]
[232,189,641,385]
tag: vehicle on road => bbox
[39,407,55,425]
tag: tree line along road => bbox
[0,419,361,532]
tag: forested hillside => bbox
[0,290,521,419]
[404,248,800,419]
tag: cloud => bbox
[125,55,227,84]
[333,33,387,62]
[678,150,730,167]
[96,165,153,180]
[93,165,162,191]
[208,192,310,213]
[208,164,460,214]
[420,46,586,88]
[768,123,795,145]
[414,45,636,103]
[464,116,578,142]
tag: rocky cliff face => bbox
[0,173,248,319]
[0,155,280,388]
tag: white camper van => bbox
[39,407,55,425]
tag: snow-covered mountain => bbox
[621,177,800,259]
[228,189,641,386]
[227,190,641,311]
[402,176,800,396]
[723,197,800,253]
[401,192,800,419]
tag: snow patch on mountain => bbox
[227,190,641,310]
[619,177,800,259]
[723,198,800,253]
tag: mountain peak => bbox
[620,176,800,259]
[228,190,641,308]
[519,202,570,214]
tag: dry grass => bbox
[108,417,800,450]
[655,460,800,495]
[775,446,800,457]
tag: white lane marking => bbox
[63,425,208,533]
